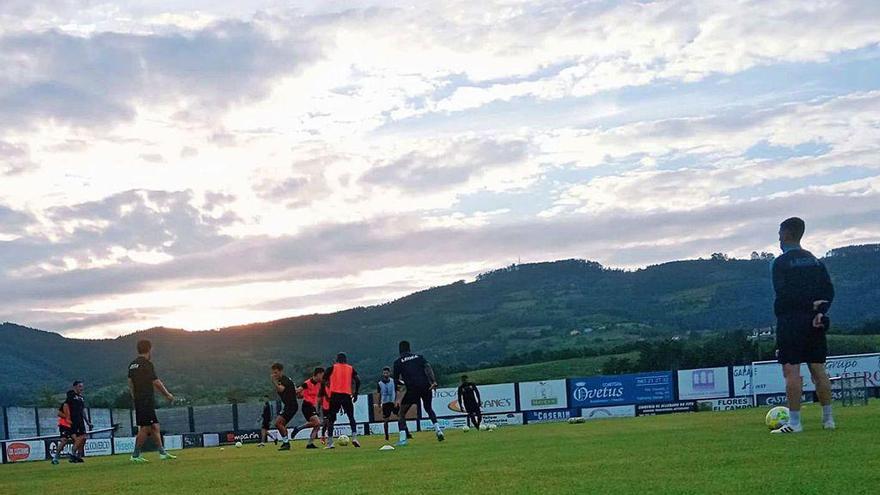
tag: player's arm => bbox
[812,262,836,328]
[127,377,135,400]
[424,362,438,389]
[457,386,466,412]
[392,362,404,405]
[352,369,361,400]
[61,403,71,420]
[474,384,481,403]
[152,379,174,402]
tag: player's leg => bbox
[275,412,291,450]
[71,432,86,462]
[132,425,150,461]
[341,396,360,447]
[152,422,176,459]
[396,398,415,446]
[772,363,803,433]
[421,390,444,441]
[325,394,342,449]
[809,362,835,429]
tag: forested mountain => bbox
[2,244,879,406]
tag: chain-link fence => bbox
[155,407,190,435]
[192,404,234,433]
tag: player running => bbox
[377,367,399,441]
[270,362,299,451]
[288,367,324,449]
[771,217,836,434]
[457,375,482,430]
[393,340,444,446]
[128,340,177,463]
[323,353,362,449]
[52,396,73,465]
[258,395,273,447]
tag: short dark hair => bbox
[313,367,325,376]
[72,380,83,387]
[399,340,411,353]
[461,375,468,381]
[271,362,284,371]
[137,339,151,354]
[336,352,347,363]
[382,366,391,372]
[780,217,806,242]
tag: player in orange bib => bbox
[322,352,361,449]
[319,382,331,445]
[288,367,324,449]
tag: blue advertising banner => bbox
[523,409,578,424]
[568,372,674,407]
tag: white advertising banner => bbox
[677,367,730,400]
[518,380,568,411]
[368,421,419,436]
[432,383,517,416]
[420,413,523,430]
[114,437,136,454]
[203,433,220,447]
[4,441,46,463]
[732,365,753,397]
[752,353,880,395]
[163,435,183,451]
[697,397,754,411]
[84,438,113,457]
[581,405,636,420]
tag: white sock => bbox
[434,422,443,434]
[399,431,407,442]
[822,405,833,422]
[789,410,801,427]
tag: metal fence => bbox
[193,404,234,433]
[156,407,190,435]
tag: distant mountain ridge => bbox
[2,244,879,405]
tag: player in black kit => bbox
[270,362,298,451]
[128,339,177,463]
[457,375,482,430]
[393,340,444,446]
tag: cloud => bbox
[0,19,322,130]
[0,140,35,175]
[362,137,530,193]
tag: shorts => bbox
[279,401,299,423]
[381,402,399,419]
[776,314,828,365]
[134,399,159,427]
[59,426,74,439]
[302,402,318,421]
[401,387,432,407]
[322,408,330,420]
[463,400,481,413]
[71,420,87,435]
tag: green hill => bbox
[441,352,640,386]
[2,244,879,405]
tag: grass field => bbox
[3,402,878,494]
[443,352,640,386]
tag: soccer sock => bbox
[789,409,801,426]
[132,447,141,458]
[158,445,167,455]
[822,405,833,422]
[399,431,407,442]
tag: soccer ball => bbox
[488,424,497,431]
[235,441,243,448]
[461,426,470,432]
[765,406,790,429]
[337,435,351,446]
[568,417,578,424]
[479,423,489,431]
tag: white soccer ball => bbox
[337,435,351,446]
[479,423,489,431]
[488,424,497,431]
[461,426,470,433]
[568,417,578,424]
[235,441,243,448]
[765,406,790,429]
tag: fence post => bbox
[188,407,195,433]
[232,403,239,432]
[2,406,9,440]
[34,407,40,437]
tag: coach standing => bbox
[771,217,836,434]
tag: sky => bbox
[1,0,879,339]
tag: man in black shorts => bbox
[771,217,836,434]
[258,395,273,447]
[377,367,399,441]
[393,340,443,446]
[66,381,90,462]
[52,398,73,465]
[323,353,362,449]
[457,375,482,430]
[128,339,176,462]
[270,362,298,451]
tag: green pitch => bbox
[3,402,878,494]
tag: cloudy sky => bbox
[1,1,879,339]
